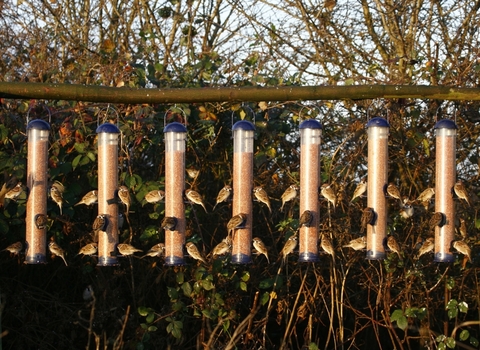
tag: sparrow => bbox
[51,180,65,193]
[144,190,165,204]
[185,242,207,264]
[452,240,472,262]
[213,185,232,210]
[280,185,299,211]
[92,214,107,232]
[299,210,314,228]
[429,212,445,229]
[49,241,68,266]
[227,213,247,237]
[416,188,435,203]
[76,243,98,257]
[74,190,98,206]
[361,207,376,232]
[252,237,269,263]
[49,186,64,215]
[253,186,271,213]
[35,214,48,230]
[351,180,367,202]
[386,236,401,258]
[117,186,131,216]
[386,183,402,201]
[453,181,470,206]
[320,183,337,209]
[399,205,414,219]
[141,243,165,258]
[458,218,468,240]
[4,182,24,200]
[320,234,335,257]
[2,241,23,255]
[211,238,232,257]
[416,237,434,259]
[342,236,366,250]
[279,235,298,263]
[161,216,177,231]
[117,243,142,256]
[185,189,208,212]
[0,176,18,206]
[186,167,199,179]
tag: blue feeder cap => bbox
[163,122,187,133]
[26,119,50,131]
[96,123,120,134]
[434,119,458,130]
[366,117,390,128]
[232,120,255,131]
[299,119,322,129]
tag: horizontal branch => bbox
[0,82,479,103]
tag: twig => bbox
[113,304,130,350]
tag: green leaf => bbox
[181,282,192,297]
[171,327,182,339]
[344,78,354,85]
[460,329,470,341]
[167,287,179,300]
[148,325,158,332]
[308,343,319,350]
[72,154,82,170]
[172,301,184,312]
[445,337,456,349]
[446,299,458,310]
[223,319,230,332]
[136,342,144,350]
[241,271,250,282]
[74,142,86,154]
[422,138,430,157]
[146,312,154,324]
[390,309,404,322]
[176,271,184,284]
[446,277,455,290]
[260,292,270,306]
[436,334,446,343]
[437,342,446,350]
[202,309,213,319]
[138,306,149,317]
[201,279,214,291]
[458,301,468,313]
[239,281,247,292]
[470,336,479,347]
[396,316,408,331]
[447,308,457,320]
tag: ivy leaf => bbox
[390,309,403,322]
[445,337,456,349]
[459,329,470,341]
[458,301,468,313]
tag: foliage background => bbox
[1,0,480,349]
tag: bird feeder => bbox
[231,120,255,264]
[25,120,50,264]
[298,119,322,262]
[366,117,390,260]
[434,119,457,262]
[96,123,120,266]
[164,122,187,266]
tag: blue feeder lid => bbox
[366,117,390,128]
[232,120,255,131]
[96,123,120,134]
[299,119,322,129]
[26,119,50,131]
[434,119,458,130]
[164,122,187,133]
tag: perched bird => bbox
[0,176,18,206]
[399,204,414,219]
[416,237,434,259]
[386,236,401,258]
[458,218,468,240]
[416,187,435,203]
[142,243,165,258]
[320,183,337,209]
[51,180,65,193]
[280,185,299,211]
[76,243,98,257]
[253,186,271,213]
[35,214,48,230]
[117,186,131,216]
[211,238,232,257]
[4,182,24,200]
[185,242,207,264]
[50,186,64,215]
[343,236,366,251]
[453,181,470,206]
[429,212,445,229]
[361,207,376,232]
[117,243,142,256]
[82,285,94,302]
[320,234,335,257]
[186,167,199,179]
[48,241,68,266]
[185,189,208,212]
[299,210,314,228]
[386,183,402,201]
[252,237,269,263]
[2,241,23,255]
[279,235,298,263]
[452,240,471,262]
[213,185,232,210]
[92,214,107,233]
[75,190,98,206]
[351,180,367,202]
[227,213,247,237]
[161,216,177,231]
[144,190,165,204]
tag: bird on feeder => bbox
[227,213,247,239]
[213,185,232,211]
[211,238,232,258]
[161,216,177,231]
[453,181,470,206]
[144,190,165,204]
[35,214,48,230]
[279,234,298,263]
[75,190,98,206]
[76,243,98,257]
[142,243,165,258]
[92,215,108,233]
[416,237,434,259]
[117,243,142,256]
[343,236,366,251]
[185,242,207,264]
[1,241,23,256]
[299,210,314,228]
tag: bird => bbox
[399,204,414,219]
[416,187,435,203]
[351,180,367,202]
[0,176,18,206]
[2,241,23,256]
[213,185,232,210]
[185,189,208,212]
[452,240,471,262]
[253,186,271,213]
[185,242,207,264]
[342,236,366,251]
[279,235,298,263]
[4,182,24,200]
[416,237,434,259]
[361,207,376,232]
[386,183,402,201]
[161,216,177,231]
[429,212,445,229]
[324,0,336,11]
[386,236,401,258]
[211,238,232,257]
[280,185,299,211]
[117,186,131,216]
[49,186,64,215]
[48,241,68,266]
[76,243,98,257]
[51,180,65,193]
[35,214,48,230]
[453,181,470,206]
[320,234,335,258]
[227,213,247,237]
[117,243,142,256]
[82,285,94,302]
[141,243,165,258]
[92,214,107,232]
[299,210,314,228]
[75,190,98,206]
[320,183,337,208]
[458,218,468,240]
[186,167,199,179]
[252,237,269,263]
[144,190,165,204]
